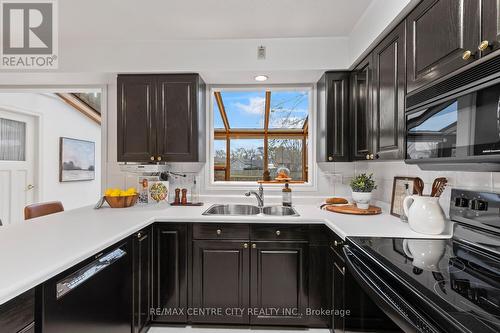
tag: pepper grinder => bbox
[174,188,181,204]
[181,188,188,205]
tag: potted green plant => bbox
[350,173,377,209]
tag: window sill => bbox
[204,180,318,192]
[256,180,305,184]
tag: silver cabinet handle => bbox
[276,230,281,236]
[243,243,248,249]
[252,243,256,249]
[216,229,222,235]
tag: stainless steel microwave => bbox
[406,79,500,171]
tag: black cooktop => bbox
[348,235,500,333]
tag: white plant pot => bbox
[351,191,372,209]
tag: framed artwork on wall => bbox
[391,176,416,218]
[59,137,95,182]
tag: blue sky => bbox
[411,101,458,132]
[214,90,309,129]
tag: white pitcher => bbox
[403,195,447,235]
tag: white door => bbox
[0,110,36,225]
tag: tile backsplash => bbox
[319,161,499,217]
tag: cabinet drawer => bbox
[309,225,330,244]
[329,231,345,263]
[0,289,35,333]
[193,223,249,240]
[251,224,308,241]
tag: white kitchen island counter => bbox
[0,202,452,305]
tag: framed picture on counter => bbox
[59,137,95,182]
[391,176,416,218]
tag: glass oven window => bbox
[407,82,500,160]
[407,101,458,159]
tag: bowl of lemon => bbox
[104,187,139,208]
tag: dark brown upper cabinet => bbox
[117,74,205,163]
[350,56,373,161]
[117,75,157,162]
[317,72,350,162]
[406,0,480,93]
[481,0,500,55]
[372,22,406,160]
[153,224,188,324]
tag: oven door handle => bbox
[343,245,441,333]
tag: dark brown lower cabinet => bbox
[192,240,250,324]
[331,249,346,333]
[153,224,188,323]
[132,227,153,333]
[250,241,309,326]
[308,226,331,328]
[0,288,35,333]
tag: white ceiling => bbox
[60,0,373,41]
[1,0,414,85]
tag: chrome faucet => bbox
[245,184,264,208]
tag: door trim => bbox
[0,105,41,205]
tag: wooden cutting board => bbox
[325,204,382,215]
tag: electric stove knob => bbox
[455,197,469,208]
[471,199,488,211]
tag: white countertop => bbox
[0,202,452,305]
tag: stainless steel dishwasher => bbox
[39,240,132,333]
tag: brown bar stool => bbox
[24,201,64,220]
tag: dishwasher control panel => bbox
[56,248,126,299]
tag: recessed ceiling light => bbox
[254,75,268,82]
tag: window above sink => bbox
[206,86,315,191]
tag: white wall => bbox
[348,0,417,66]
[322,161,499,217]
[60,37,350,73]
[0,93,101,210]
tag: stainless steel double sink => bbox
[202,204,299,217]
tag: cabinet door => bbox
[250,241,308,326]
[350,57,373,161]
[308,243,330,327]
[133,227,152,333]
[322,72,350,162]
[407,0,480,93]
[156,75,199,162]
[153,224,188,323]
[0,289,34,333]
[332,256,345,333]
[481,0,500,55]
[192,240,250,324]
[117,75,157,162]
[372,22,406,160]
